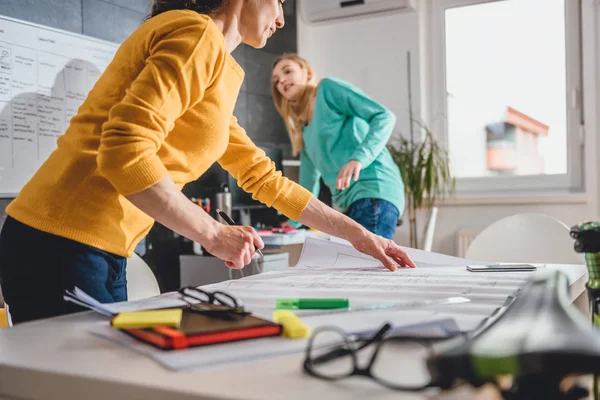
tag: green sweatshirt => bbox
[291,77,405,226]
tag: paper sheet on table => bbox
[85,237,586,373]
[202,263,525,328]
[65,288,191,316]
[72,237,584,320]
[89,238,543,371]
[89,315,462,371]
[300,236,494,269]
[298,237,587,283]
[89,297,493,371]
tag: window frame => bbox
[429,0,584,195]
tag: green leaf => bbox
[388,117,455,212]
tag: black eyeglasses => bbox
[178,287,249,320]
[303,323,459,392]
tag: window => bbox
[430,0,583,194]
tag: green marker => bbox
[275,298,349,310]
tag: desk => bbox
[0,264,588,400]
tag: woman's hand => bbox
[336,160,363,190]
[295,197,417,271]
[350,230,417,271]
[125,175,264,270]
[202,224,265,270]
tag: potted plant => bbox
[387,52,455,248]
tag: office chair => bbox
[126,253,161,301]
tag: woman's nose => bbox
[275,9,285,28]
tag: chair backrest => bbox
[465,213,584,264]
[126,253,161,301]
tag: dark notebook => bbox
[122,310,282,350]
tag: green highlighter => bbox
[276,298,349,310]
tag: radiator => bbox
[456,228,481,258]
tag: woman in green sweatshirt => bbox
[272,54,405,239]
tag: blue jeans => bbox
[347,198,399,239]
[0,216,127,324]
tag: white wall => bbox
[297,9,420,140]
[298,1,600,256]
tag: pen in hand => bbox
[216,208,264,259]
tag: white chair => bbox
[465,213,584,264]
[126,253,161,301]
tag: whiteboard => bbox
[0,15,119,196]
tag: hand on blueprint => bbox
[351,232,417,271]
[295,197,417,270]
[204,224,265,269]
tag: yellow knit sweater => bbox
[7,10,311,257]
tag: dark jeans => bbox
[0,216,127,324]
[347,198,399,240]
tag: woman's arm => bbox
[322,78,396,169]
[126,175,263,269]
[296,197,416,271]
[217,117,313,222]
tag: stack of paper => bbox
[65,288,116,316]
[65,287,191,316]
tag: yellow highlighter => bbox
[273,310,310,339]
[111,309,183,329]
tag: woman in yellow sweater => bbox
[0,0,415,324]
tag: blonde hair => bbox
[271,54,318,157]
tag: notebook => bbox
[122,310,282,350]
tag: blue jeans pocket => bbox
[348,199,399,240]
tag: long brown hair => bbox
[146,0,225,20]
[271,54,318,157]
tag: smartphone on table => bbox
[466,263,537,272]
